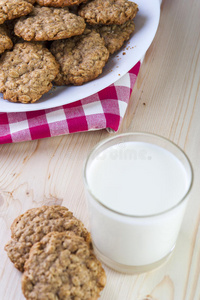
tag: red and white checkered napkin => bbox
[0,62,140,144]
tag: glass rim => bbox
[83,132,194,218]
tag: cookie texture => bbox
[92,20,135,54]
[0,0,33,25]
[36,0,87,8]
[22,231,106,300]
[51,29,109,85]
[5,20,50,46]
[78,0,138,25]
[0,42,59,103]
[14,6,86,41]
[0,24,13,53]
[5,205,91,271]
[25,0,35,4]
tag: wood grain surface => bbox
[0,0,200,299]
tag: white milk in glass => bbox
[85,140,192,270]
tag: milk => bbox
[84,136,193,272]
[87,142,189,216]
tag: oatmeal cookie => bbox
[5,20,49,46]
[0,42,59,103]
[50,29,109,85]
[22,231,106,300]
[0,24,13,54]
[78,0,138,25]
[0,0,33,25]
[5,205,91,271]
[36,0,87,8]
[14,6,86,41]
[93,20,135,54]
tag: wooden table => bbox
[0,0,200,299]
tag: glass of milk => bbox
[84,132,193,274]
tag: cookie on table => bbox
[78,0,138,25]
[50,29,109,85]
[5,205,91,271]
[35,0,87,8]
[0,24,13,54]
[93,19,135,54]
[0,0,33,25]
[22,231,106,300]
[14,6,86,41]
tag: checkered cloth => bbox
[0,62,140,144]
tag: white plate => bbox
[0,0,160,112]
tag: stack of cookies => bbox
[5,205,106,300]
[0,0,138,104]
